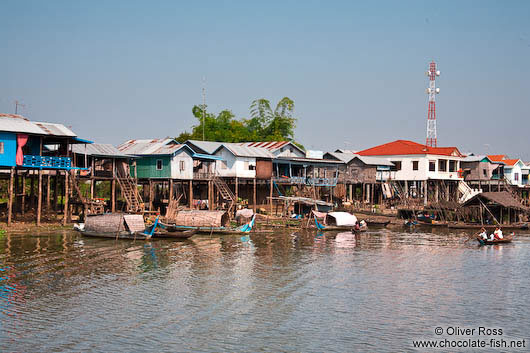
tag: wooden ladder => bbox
[212,175,236,216]
[68,170,104,215]
[116,167,144,213]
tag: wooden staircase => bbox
[69,170,105,215]
[116,167,144,213]
[212,175,236,216]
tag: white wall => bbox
[274,144,305,158]
[170,150,194,180]
[504,162,524,186]
[214,147,256,178]
[367,154,463,181]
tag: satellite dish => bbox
[426,88,431,94]
[435,88,440,93]
[436,70,441,76]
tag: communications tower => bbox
[425,60,440,147]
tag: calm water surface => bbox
[0,227,529,352]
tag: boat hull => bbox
[477,235,514,245]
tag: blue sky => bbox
[1,0,530,157]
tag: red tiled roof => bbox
[501,159,521,166]
[357,140,463,157]
[487,155,507,162]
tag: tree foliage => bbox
[176,97,301,148]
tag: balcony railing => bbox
[193,172,214,180]
[22,155,72,169]
[273,176,338,187]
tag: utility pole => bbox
[15,100,25,114]
[202,77,206,141]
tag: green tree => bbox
[248,97,297,141]
[175,97,301,148]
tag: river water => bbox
[0,227,529,352]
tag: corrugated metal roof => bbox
[239,141,304,154]
[0,114,48,134]
[33,121,76,137]
[221,144,274,158]
[355,155,394,166]
[0,114,79,137]
[186,140,225,154]
[325,152,355,163]
[117,138,175,155]
[325,152,394,166]
[72,143,127,157]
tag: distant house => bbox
[324,152,394,183]
[487,155,527,187]
[358,140,464,181]
[460,155,503,183]
[213,144,274,179]
[0,114,91,170]
[72,143,130,178]
[118,138,220,180]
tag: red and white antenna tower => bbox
[425,60,440,147]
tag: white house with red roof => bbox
[487,155,529,187]
[357,140,464,181]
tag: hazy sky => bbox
[1,1,530,158]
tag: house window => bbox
[179,160,185,171]
[412,161,419,171]
[449,160,456,172]
[438,159,447,172]
[390,161,401,171]
[429,161,436,172]
[249,164,256,170]
[483,169,487,177]
[515,173,519,181]
[0,142,4,154]
[156,159,163,170]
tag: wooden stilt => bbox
[30,171,35,209]
[46,174,51,210]
[90,178,94,199]
[208,180,213,211]
[253,178,257,212]
[111,179,116,212]
[423,180,428,206]
[54,174,58,212]
[21,173,26,215]
[7,167,14,226]
[235,177,239,203]
[63,171,69,226]
[37,170,42,226]
[189,180,193,208]
[14,170,18,214]
[169,179,174,203]
[269,178,273,216]
[149,180,153,211]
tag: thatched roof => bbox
[463,191,526,210]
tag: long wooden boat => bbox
[151,229,197,239]
[477,234,514,245]
[78,229,150,240]
[450,223,528,230]
[365,220,390,227]
[159,222,274,235]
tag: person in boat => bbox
[478,227,488,240]
[353,221,361,232]
[359,220,367,228]
[494,227,503,240]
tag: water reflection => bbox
[0,228,528,352]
